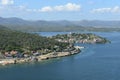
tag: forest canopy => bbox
[0,25,69,53]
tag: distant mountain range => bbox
[73,20,120,28]
[0,17,120,32]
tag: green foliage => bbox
[0,27,69,53]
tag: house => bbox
[32,51,41,56]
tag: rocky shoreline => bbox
[0,46,82,66]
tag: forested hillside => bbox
[0,25,69,53]
[0,17,120,32]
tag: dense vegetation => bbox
[0,26,69,54]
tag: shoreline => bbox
[0,46,83,66]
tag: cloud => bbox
[40,6,53,12]
[37,3,81,12]
[112,6,120,13]
[91,6,120,13]
[1,0,14,5]
[54,3,81,11]
[0,2,81,14]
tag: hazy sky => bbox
[0,0,120,20]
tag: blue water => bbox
[0,32,120,80]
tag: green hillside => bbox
[0,26,69,54]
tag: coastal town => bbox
[52,32,110,44]
[0,29,109,66]
[0,45,82,66]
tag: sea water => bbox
[0,32,120,80]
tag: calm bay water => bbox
[0,32,120,80]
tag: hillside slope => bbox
[0,17,120,32]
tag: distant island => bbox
[0,26,110,65]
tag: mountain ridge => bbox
[0,17,120,32]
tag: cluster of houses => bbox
[55,36,106,44]
[3,50,41,59]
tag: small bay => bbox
[0,31,120,80]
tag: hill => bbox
[73,20,120,28]
[0,25,10,30]
[0,17,120,32]
[0,27,69,54]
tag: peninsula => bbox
[0,26,109,65]
[0,26,81,65]
[52,33,110,44]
